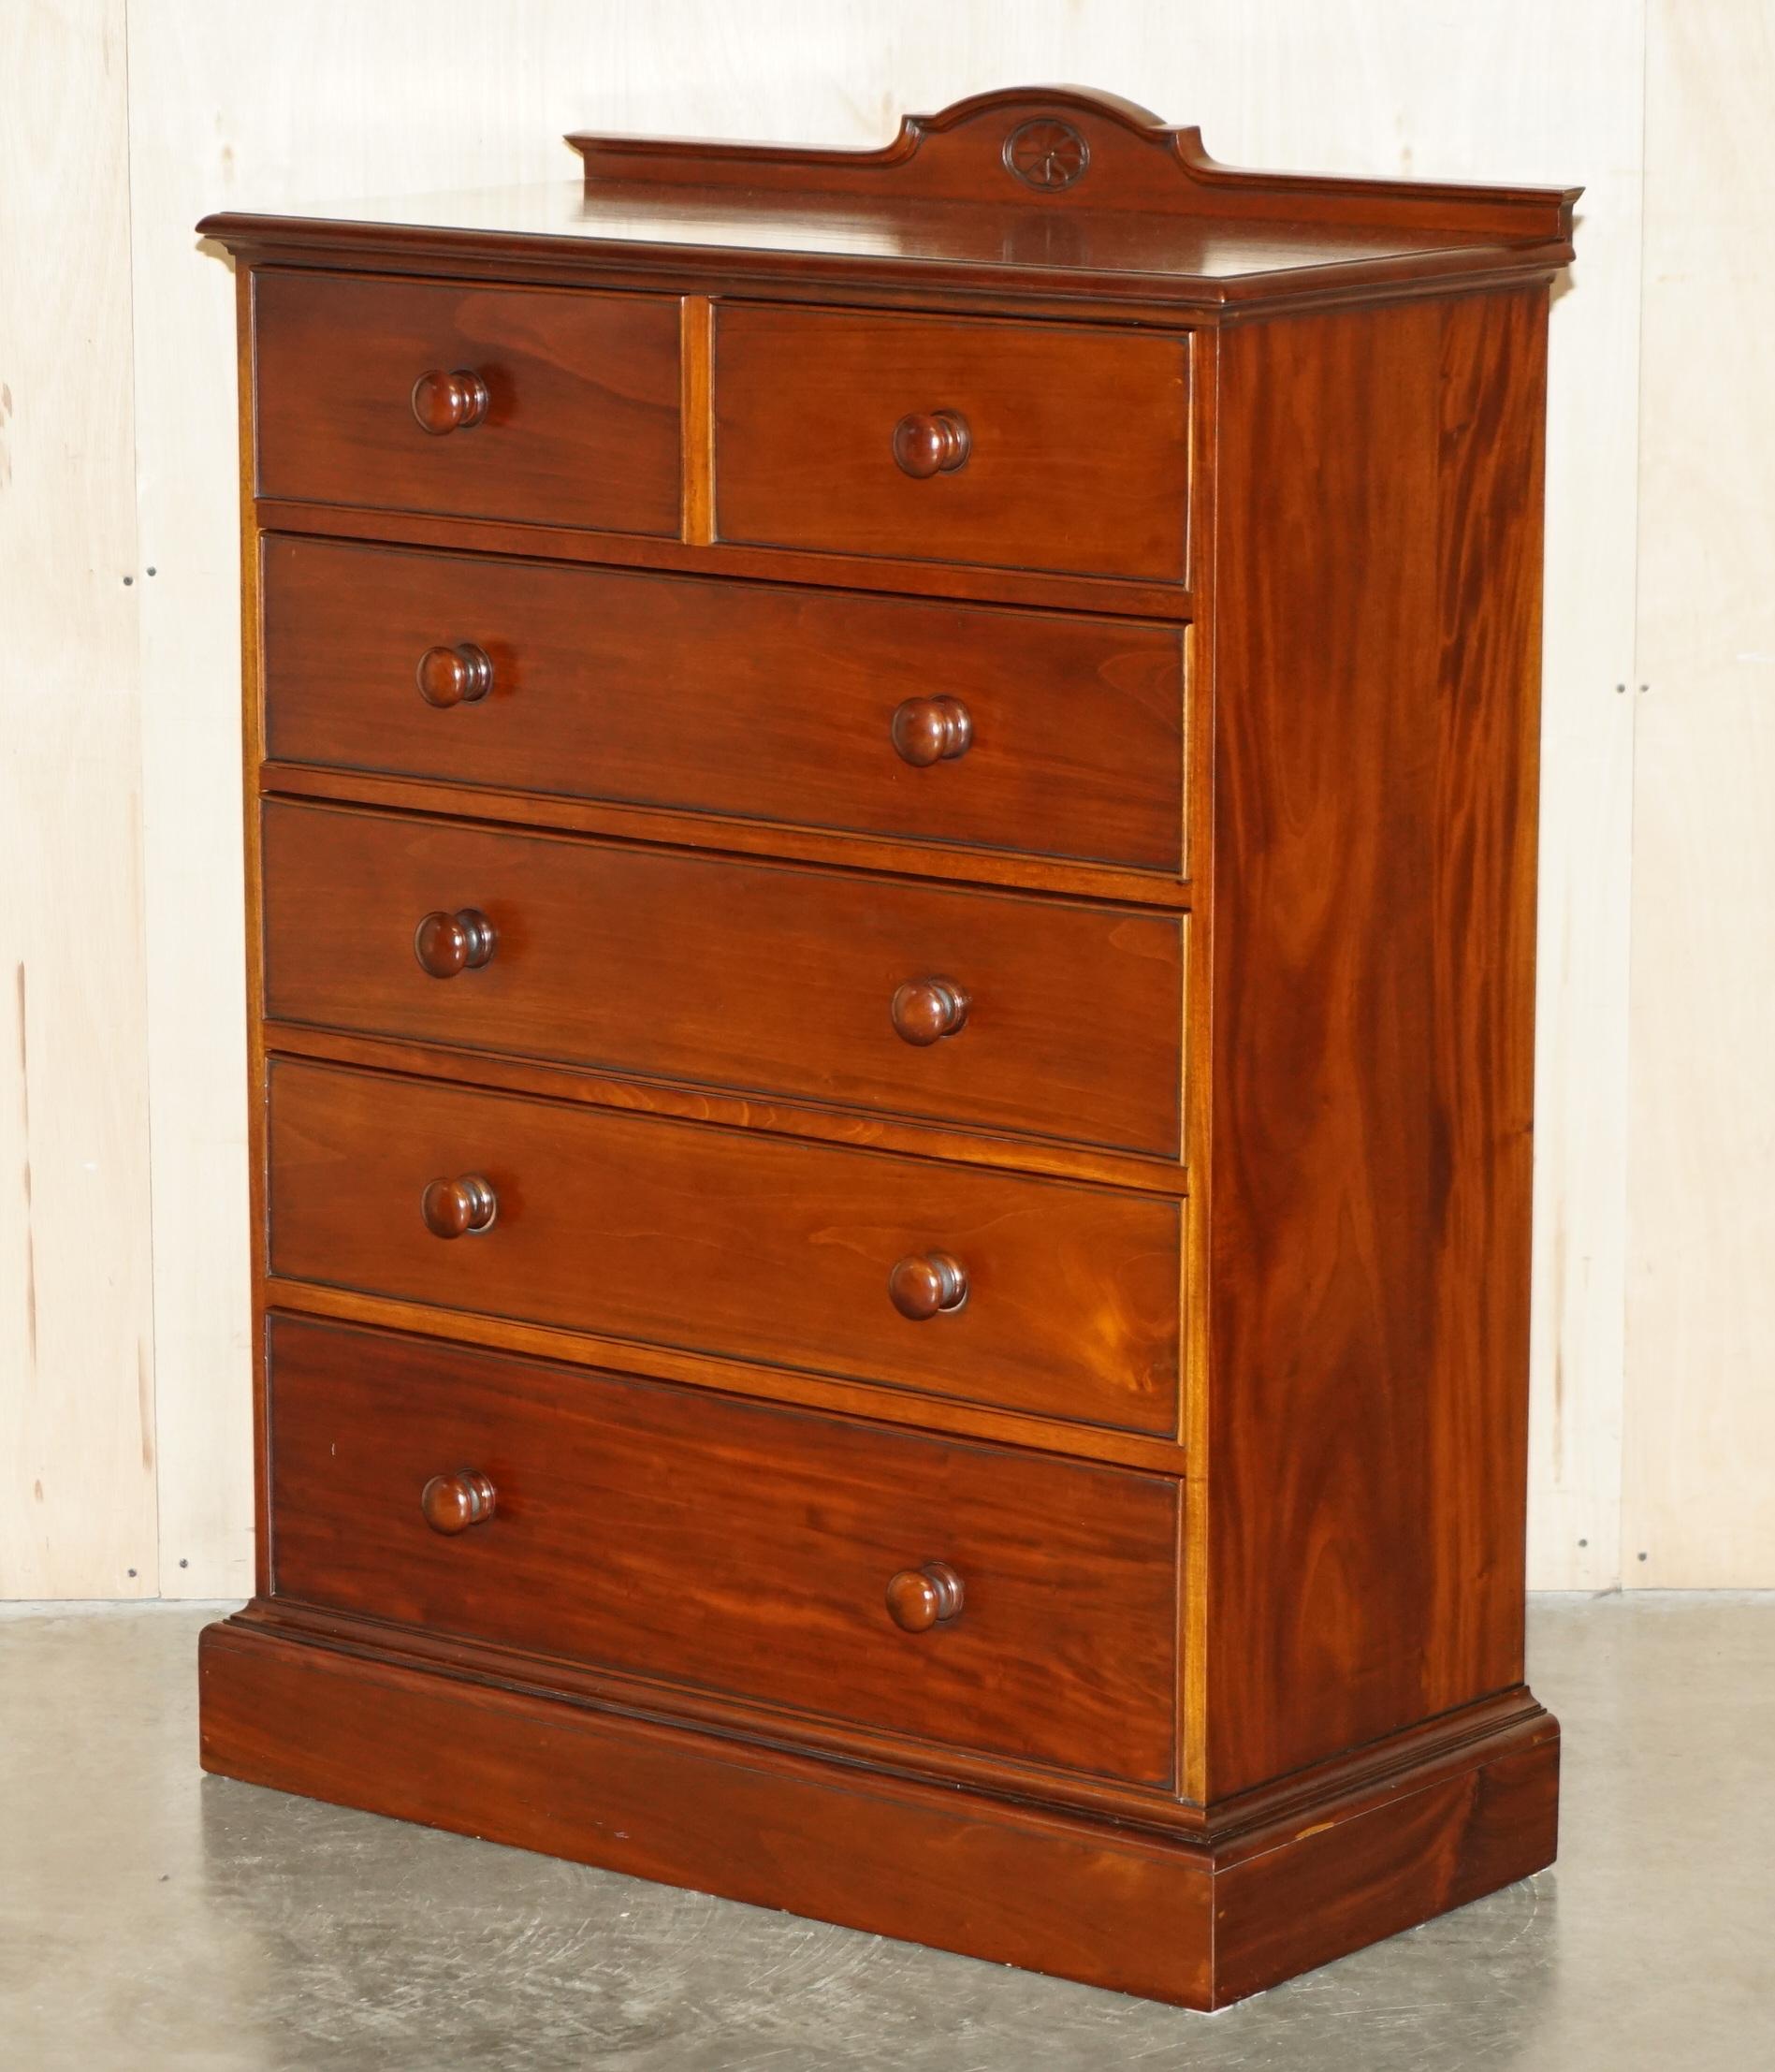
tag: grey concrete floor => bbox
[2,1597,1771,2070]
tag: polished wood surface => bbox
[204,87,1565,2008]
[409,367,490,435]
[888,977,969,1047]
[262,1016,1186,1200]
[201,91,1579,328]
[885,1251,969,1321]
[571,86,1579,244]
[263,1275,1189,1481]
[260,536,1186,873]
[208,201,1579,330]
[884,1561,966,1633]
[418,1173,498,1239]
[891,409,971,478]
[268,1316,1178,1781]
[889,694,973,767]
[261,758,1190,914]
[253,270,680,533]
[715,306,1188,581]
[201,1614,1558,2009]
[267,1059,1182,1434]
[260,800,1184,1155]
[418,1466,497,1535]
[412,908,496,979]
[1202,288,1548,1799]
[413,640,492,708]
[255,497,1193,623]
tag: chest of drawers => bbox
[196,88,1571,2008]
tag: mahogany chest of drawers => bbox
[196,89,1570,2008]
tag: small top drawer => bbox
[713,306,1189,582]
[252,270,680,534]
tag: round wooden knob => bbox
[886,1562,965,1632]
[888,1251,968,1320]
[414,909,497,978]
[421,1174,498,1239]
[891,978,969,1046]
[411,368,489,434]
[892,410,970,478]
[415,642,493,708]
[891,696,973,766]
[421,1468,497,1536]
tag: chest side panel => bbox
[1203,288,1548,1797]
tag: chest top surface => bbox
[199,85,1579,319]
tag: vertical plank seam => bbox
[1618,0,1651,1588]
[120,0,162,1598]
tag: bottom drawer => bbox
[268,1314,1180,1787]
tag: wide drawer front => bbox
[253,270,680,534]
[714,306,1189,582]
[268,1316,1179,1784]
[266,1061,1182,1436]
[260,536,1186,874]
[262,801,1184,1158]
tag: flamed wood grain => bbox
[267,1314,1179,1785]
[253,270,680,534]
[259,534,1186,872]
[266,1058,1182,1435]
[200,89,1565,2007]
[261,799,1184,1157]
[715,307,1189,582]
[1204,288,1546,1797]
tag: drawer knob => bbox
[888,1251,968,1320]
[421,1468,497,1536]
[421,1174,499,1239]
[886,1562,965,1633]
[414,909,497,979]
[415,642,493,708]
[891,695,973,766]
[891,977,969,1046]
[411,368,490,434]
[892,410,970,478]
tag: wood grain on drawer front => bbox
[252,270,679,533]
[267,1315,1179,1785]
[260,536,1186,874]
[266,1061,1181,1435]
[714,307,1188,581]
[261,801,1184,1158]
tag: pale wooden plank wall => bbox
[11,0,1761,1594]
[1622,3,1775,1585]
[0,0,159,1598]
